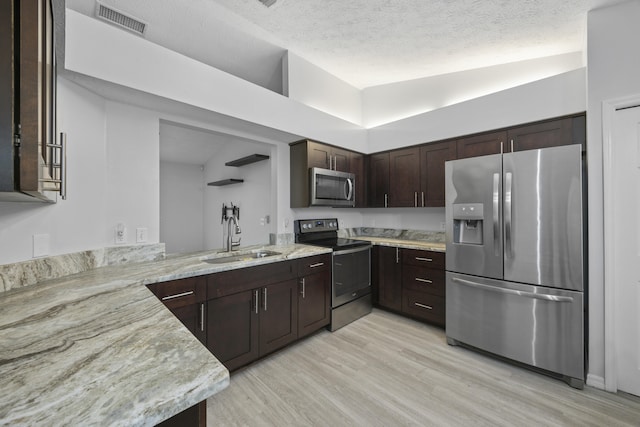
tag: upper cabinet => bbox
[367,152,390,208]
[456,131,507,159]
[389,148,420,207]
[1,0,63,202]
[419,140,457,207]
[290,139,365,208]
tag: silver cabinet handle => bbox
[300,278,306,298]
[452,277,574,302]
[334,156,338,170]
[415,278,433,284]
[414,191,418,207]
[415,257,432,262]
[309,262,324,268]
[510,139,514,152]
[328,154,332,170]
[263,287,268,311]
[384,193,388,208]
[396,247,400,264]
[421,191,425,207]
[505,172,513,258]
[161,290,194,301]
[254,289,259,314]
[500,141,504,154]
[199,303,205,332]
[415,302,433,310]
[493,173,500,256]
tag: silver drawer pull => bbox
[161,290,194,301]
[309,262,324,268]
[414,302,433,310]
[415,257,433,262]
[415,278,433,284]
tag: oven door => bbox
[332,245,371,308]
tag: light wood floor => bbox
[207,309,640,426]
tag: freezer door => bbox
[503,145,583,291]
[446,272,584,382]
[445,154,503,279]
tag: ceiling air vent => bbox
[96,2,147,35]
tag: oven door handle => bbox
[332,245,372,256]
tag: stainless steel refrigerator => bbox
[445,144,585,388]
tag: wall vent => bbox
[96,2,147,35]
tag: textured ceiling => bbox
[66,0,621,90]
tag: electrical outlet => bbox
[136,227,148,243]
[115,223,126,244]
[440,222,446,231]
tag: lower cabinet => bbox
[297,255,331,338]
[373,246,446,327]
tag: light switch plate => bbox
[136,227,148,243]
[33,234,50,258]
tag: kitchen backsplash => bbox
[0,244,165,293]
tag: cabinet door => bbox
[298,269,331,338]
[170,303,206,345]
[207,290,259,372]
[507,117,573,152]
[368,152,390,207]
[259,279,299,356]
[307,141,331,169]
[419,141,457,207]
[375,246,402,311]
[350,152,366,207]
[456,131,507,159]
[389,147,420,207]
[332,146,351,171]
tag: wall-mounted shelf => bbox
[207,179,244,186]
[225,154,269,167]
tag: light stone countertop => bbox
[351,236,446,252]
[0,243,330,426]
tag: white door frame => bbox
[601,93,640,392]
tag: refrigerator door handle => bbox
[452,277,574,303]
[492,173,500,256]
[504,172,513,258]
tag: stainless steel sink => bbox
[202,250,282,264]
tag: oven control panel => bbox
[295,218,339,234]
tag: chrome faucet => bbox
[226,215,241,252]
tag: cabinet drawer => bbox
[297,254,331,276]
[402,290,445,326]
[208,260,296,299]
[402,265,445,296]
[402,249,445,269]
[147,276,206,309]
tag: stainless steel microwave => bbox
[310,167,355,207]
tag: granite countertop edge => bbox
[352,236,446,252]
[0,243,330,426]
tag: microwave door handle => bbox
[345,178,354,201]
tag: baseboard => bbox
[586,373,605,390]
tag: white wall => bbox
[363,53,584,128]
[585,0,640,386]
[0,78,108,265]
[203,142,273,250]
[367,68,586,153]
[284,52,362,125]
[159,162,205,254]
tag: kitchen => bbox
[2,0,640,425]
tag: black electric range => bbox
[294,218,372,331]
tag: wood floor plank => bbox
[207,309,640,426]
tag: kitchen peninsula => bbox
[0,243,329,425]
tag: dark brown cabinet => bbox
[368,152,390,207]
[373,246,402,311]
[389,147,421,207]
[258,279,299,356]
[456,130,507,159]
[290,139,364,208]
[297,254,331,338]
[373,246,446,327]
[508,116,585,152]
[147,276,207,345]
[1,0,61,202]
[419,140,457,207]
[400,249,445,326]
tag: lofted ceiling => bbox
[66,0,622,91]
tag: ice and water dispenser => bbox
[452,203,484,245]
